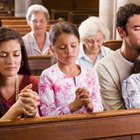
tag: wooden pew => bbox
[1,18,62,36]
[2,24,31,36]
[0,10,9,16]
[0,16,25,27]
[0,16,25,20]
[48,18,64,24]
[1,18,64,26]
[1,19,27,25]
[28,55,54,76]
[103,40,123,51]
[51,9,98,24]
[67,11,99,25]
[1,109,140,140]
[2,24,51,36]
[51,9,69,20]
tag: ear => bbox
[117,27,126,38]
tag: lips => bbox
[36,27,42,30]
[5,67,16,70]
[67,55,75,58]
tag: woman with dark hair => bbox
[39,21,103,116]
[0,27,40,120]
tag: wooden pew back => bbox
[0,16,25,20]
[67,11,99,25]
[1,18,64,26]
[51,9,99,25]
[2,24,31,36]
[1,18,62,36]
[28,55,54,76]
[1,109,140,140]
[103,40,122,51]
[51,9,69,20]
[1,19,27,25]
[2,24,51,36]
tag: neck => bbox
[0,75,17,86]
[58,63,81,77]
[120,43,139,62]
[0,75,19,100]
[34,33,46,50]
[34,32,46,38]
[85,49,100,64]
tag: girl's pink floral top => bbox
[39,63,103,116]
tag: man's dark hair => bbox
[116,3,140,34]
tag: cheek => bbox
[30,24,36,31]
[55,51,63,58]
[17,57,22,66]
[76,47,80,54]
[0,60,4,68]
[128,34,138,43]
[87,43,93,48]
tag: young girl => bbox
[39,21,103,116]
[122,54,140,108]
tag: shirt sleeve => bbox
[39,70,71,116]
[95,62,125,110]
[122,74,140,108]
[89,70,104,112]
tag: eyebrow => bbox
[0,50,21,53]
[132,25,140,28]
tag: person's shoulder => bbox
[21,75,39,92]
[22,32,32,40]
[41,64,57,76]
[96,49,120,65]
[23,75,39,82]
[95,49,121,73]
[80,65,97,76]
[123,73,140,82]
[101,46,114,53]
[28,75,39,92]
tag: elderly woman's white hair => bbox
[78,16,110,43]
[26,4,50,24]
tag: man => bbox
[95,3,140,110]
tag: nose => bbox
[91,39,102,47]
[95,41,101,47]
[6,55,14,64]
[36,21,41,26]
[66,46,73,54]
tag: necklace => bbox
[0,75,19,101]
[15,74,19,101]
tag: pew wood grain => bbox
[1,109,140,140]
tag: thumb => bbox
[22,84,32,91]
[25,84,32,89]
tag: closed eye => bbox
[134,26,140,31]
[0,52,7,57]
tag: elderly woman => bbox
[22,4,50,56]
[77,16,113,68]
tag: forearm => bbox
[0,104,22,121]
[69,102,82,113]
